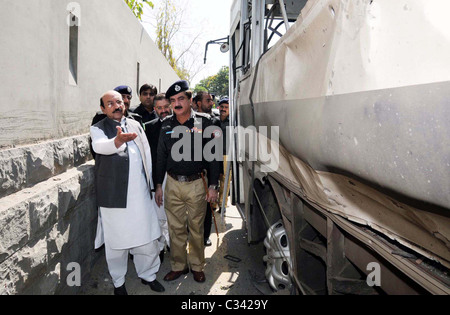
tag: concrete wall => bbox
[0,0,178,148]
[0,0,179,295]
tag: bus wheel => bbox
[263,220,293,291]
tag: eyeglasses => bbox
[122,95,132,100]
[105,100,124,107]
[155,105,170,111]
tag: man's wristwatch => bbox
[209,185,218,190]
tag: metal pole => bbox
[279,0,290,32]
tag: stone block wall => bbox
[0,134,99,295]
[0,0,180,295]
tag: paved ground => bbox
[79,204,279,296]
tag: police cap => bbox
[114,85,132,95]
[219,97,229,105]
[166,80,189,99]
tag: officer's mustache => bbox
[175,106,182,110]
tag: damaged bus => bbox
[224,0,450,295]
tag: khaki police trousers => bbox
[164,176,207,272]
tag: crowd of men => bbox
[90,81,230,295]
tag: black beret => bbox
[114,85,132,95]
[166,80,189,99]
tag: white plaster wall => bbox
[0,0,179,148]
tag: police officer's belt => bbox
[168,172,203,182]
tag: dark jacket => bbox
[92,117,130,208]
[220,115,230,155]
[131,104,157,124]
[144,117,163,186]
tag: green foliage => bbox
[175,67,191,82]
[124,0,153,21]
[193,85,208,94]
[195,66,229,98]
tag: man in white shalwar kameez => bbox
[91,90,164,295]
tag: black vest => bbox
[93,118,129,208]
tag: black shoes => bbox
[204,238,212,247]
[114,284,128,295]
[114,280,165,295]
[141,279,165,292]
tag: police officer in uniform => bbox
[145,93,172,184]
[155,80,220,283]
[194,91,222,246]
[215,97,231,213]
[144,93,172,262]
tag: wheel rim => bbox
[263,220,293,291]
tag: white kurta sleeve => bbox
[90,125,126,155]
